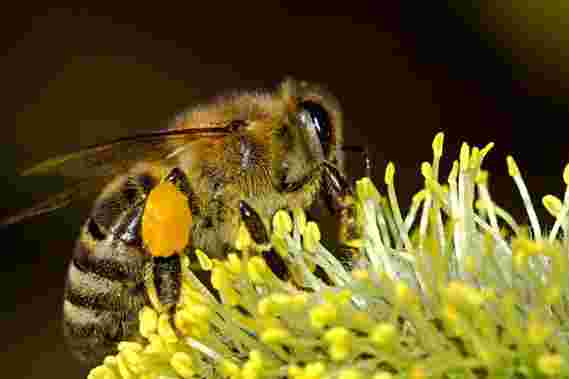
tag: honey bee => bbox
[4,79,362,366]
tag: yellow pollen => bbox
[142,181,192,257]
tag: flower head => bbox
[88,133,569,379]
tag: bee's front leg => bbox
[321,163,363,269]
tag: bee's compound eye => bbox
[141,181,192,257]
[298,101,332,156]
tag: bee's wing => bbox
[1,184,85,225]
[21,127,232,179]
[2,126,233,225]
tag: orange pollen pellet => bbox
[141,181,192,257]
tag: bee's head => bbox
[273,79,344,190]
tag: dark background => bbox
[1,3,568,378]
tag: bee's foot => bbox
[335,243,364,271]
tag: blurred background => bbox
[1,3,568,378]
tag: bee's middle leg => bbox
[238,201,269,245]
[238,200,292,281]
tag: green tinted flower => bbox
[86,133,569,379]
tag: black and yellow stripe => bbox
[63,219,148,365]
[62,170,184,367]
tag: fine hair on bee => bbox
[4,78,367,366]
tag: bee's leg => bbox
[152,255,182,308]
[164,167,200,215]
[321,163,363,269]
[342,145,372,179]
[140,168,189,313]
[164,167,188,189]
[239,201,269,245]
[239,200,290,281]
[143,256,183,313]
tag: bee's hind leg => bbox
[321,163,363,270]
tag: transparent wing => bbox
[2,126,233,225]
[21,127,232,179]
[1,182,90,225]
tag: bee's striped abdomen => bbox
[63,218,149,365]
[62,168,188,367]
